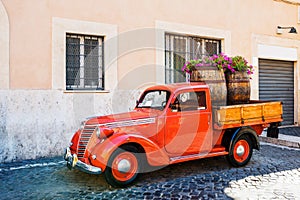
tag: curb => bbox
[259,136,300,149]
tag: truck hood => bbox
[84,108,160,129]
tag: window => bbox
[165,33,221,84]
[66,34,104,90]
[137,90,170,110]
[173,91,207,112]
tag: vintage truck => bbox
[64,82,283,187]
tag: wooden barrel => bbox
[226,71,250,105]
[190,66,227,106]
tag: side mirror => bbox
[169,104,178,112]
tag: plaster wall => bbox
[0,1,9,89]
[0,89,140,163]
[2,0,299,89]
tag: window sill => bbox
[63,90,110,94]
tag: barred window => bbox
[165,33,221,84]
[66,34,104,90]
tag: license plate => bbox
[72,154,78,167]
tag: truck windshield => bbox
[137,90,170,110]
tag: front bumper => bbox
[64,148,102,175]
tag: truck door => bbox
[164,90,212,155]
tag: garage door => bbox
[259,59,294,125]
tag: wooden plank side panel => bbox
[217,107,241,123]
[215,101,283,127]
[242,104,263,120]
[263,102,283,117]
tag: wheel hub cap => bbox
[117,159,131,173]
[236,145,245,156]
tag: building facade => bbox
[0,0,300,162]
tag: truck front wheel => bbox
[104,145,141,187]
[227,134,253,167]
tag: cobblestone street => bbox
[0,143,299,199]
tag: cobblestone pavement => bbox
[0,143,299,200]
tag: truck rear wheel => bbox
[227,134,253,167]
[104,145,140,187]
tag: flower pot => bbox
[225,71,250,105]
[191,67,227,106]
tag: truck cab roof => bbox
[145,82,209,94]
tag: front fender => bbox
[89,133,170,172]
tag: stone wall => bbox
[0,89,140,163]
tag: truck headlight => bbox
[95,126,101,138]
[95,126,114,139]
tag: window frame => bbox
[66,33,105,91]
[165,33,221,84]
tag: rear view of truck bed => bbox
[214,101,283,129]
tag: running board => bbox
[169,151,228,164]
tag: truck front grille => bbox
[78,124,97,158]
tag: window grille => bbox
[165,33,221,84]
[66,34,104,90]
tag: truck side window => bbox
[197,91,207,110]
[175,91,206,112]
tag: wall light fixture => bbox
[277,26,297,34]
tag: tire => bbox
[227,134,253,167]
[104,145,141,187]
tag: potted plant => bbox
[182,56,227,106]
[223,55,254,105]
[181,57,212,74]
[182,53,254,105]
[224,55,254,75]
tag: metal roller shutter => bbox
[259,59,294,125]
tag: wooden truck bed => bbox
[214,100,283,129]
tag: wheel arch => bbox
[115,136,170,167]
[91,133,169,172]
[118,142,146,154]
[222,126,260,152]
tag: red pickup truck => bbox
[64,82,282,187]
